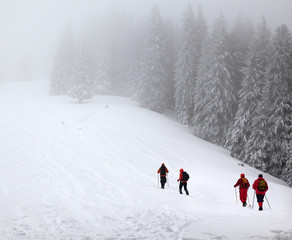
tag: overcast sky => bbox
[0,0,292,81]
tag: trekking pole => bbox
[265,195,271,210]
[235,187,238,205]
[247,194,251,207]
[252,191,255,209]
[167,174,169,187]
[157,174,159,188]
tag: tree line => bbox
[50,4,292,186]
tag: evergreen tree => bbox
[50,27,75,95]
[284,111,292,186]
[230,17,271,162]
[174,4,198,124]
[193,15,236,146]
[242,17,271,169]
[263,24,292,177]
[68,43,95,103]
[136,7,167,113]
[193,36,212,137]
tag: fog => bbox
[0,0,291,81]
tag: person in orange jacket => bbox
[177,168,189,195]
[234,173,250,207]
[252,174,268,211]
[157,163,169,189]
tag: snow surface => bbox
[0,80,292,240]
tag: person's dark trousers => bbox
[256,194,265,210]
[160,176,166,189]
[179,182,189,195]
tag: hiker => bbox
[234,173,250,207]
[177,168,189,195]
[252,174,269,211]
[157,163,169,189]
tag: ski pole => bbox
[167,174,169,187]
[235,187,238,205]
[265,195,271,210]
[252,191,255,209]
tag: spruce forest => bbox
[50,5,292,186]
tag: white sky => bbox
[0,0,291,80]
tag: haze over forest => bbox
[0,2,292,238]
[1,0,292,81]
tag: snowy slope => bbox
[0,80,292,240]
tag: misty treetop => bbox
[229,17,271,163]
[50,5,292,186]
[175,3,202,125]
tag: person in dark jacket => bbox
[177,168,189,195]
[252,174,269,211]
[234,173,250,207]
[157,163,169,189]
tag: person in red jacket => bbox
[157,163,169,189]
[252,174,268,211]
[177,168,189,195]
[234,173,250,207]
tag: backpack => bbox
[258,179,267,191]
[160,166,166,175]
[241,178,248,188]
[182,171,190,181]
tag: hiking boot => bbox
[243,202,247,207]
[259,207,263,211]
[179,191,182,194]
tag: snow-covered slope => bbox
[0,80,292,240]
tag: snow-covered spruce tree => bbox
[229,17,271,162]
[136,7,168,113]
[68,43,95,103]
[50,26,75,95]
[284,104,292,186]
[175,4,207,124]
[174,4,197,124]
[263,24,292,177]
[193,36,212,138]
[224,16,254,150]
[242,17,271,169]
[192,15,236,147]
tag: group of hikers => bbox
[234,173,269,211]
[157,163,269,211]
[157,163,190,195]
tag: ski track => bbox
[1,87,291,239]
[0,115,202,239]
